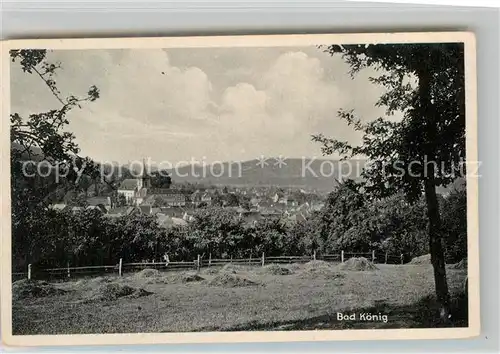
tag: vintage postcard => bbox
[1,32,479,346]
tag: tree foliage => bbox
[10,49,102,267]
[314,43,467,318]
[13,180,466,272]
[314,43,465,200]
[150,170,172,189]
[440,189,467,263]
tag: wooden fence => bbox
[15,250,406,281]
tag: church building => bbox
[117,160,151,205]
[116,160,185,207]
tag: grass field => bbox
[12,262,468,335]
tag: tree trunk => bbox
[418,64,451,322]
[424,171,451,321]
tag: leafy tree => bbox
[287,213,321,255]
[317,181,369,253]
[116,192,128,207]
[440,188,467,263]
[150,170,172,189]
[188,207,246,258]
[250,218,289,256]
[240,195,252,210]
[10,49,101,269]
[197,201,208,209]
[69,194,89,207]
[225,193,240,207]
[314,43,466,320]
[211,190,224,207]
[369,194,428,258]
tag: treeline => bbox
[12,182,467,271]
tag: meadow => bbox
[12,260,468,335]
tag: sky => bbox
[10,46,402,166]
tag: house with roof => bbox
[309,201,325,212]
[117,179,139,203]
[135,186,149,205]
[283,212,307,225]
[250,197,261,207]
[201,192,212,205]
[160,207,185,218]
[139,204,152,215]
[104,206,140,218]
[49,203,69,212]
[256,199,276,210]
[151,190,186,207]
[182,211,195,222]
[87,196,112,211]
[238,210,262,224]
[85,205,106,213]
[191,190,202,206]
[286,195,298,207]
[116,159,152,205]
[156,213,189,229]
[272,192,281,203]
[259,209,282,220]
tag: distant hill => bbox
[166,158,367,193]
[166,157,465,195]
[10,142,466,196]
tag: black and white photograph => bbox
[1,33,479,345]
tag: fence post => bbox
[261,252,265,267]
[208,253,212,267]
[67,262,70,278]
[249,251,252,264]
[372,250,375,263]
[385,252,388,264]
[400,254,404,264]
[197,254,201,271]
[230,255,233,263]
[313,250,316,261]
[341,250,344,263]
[119,258,123,276]
[28,264,32,280]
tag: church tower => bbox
[141,158,151,189]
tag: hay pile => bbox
[202,267,220,275]
[336,257,378,271]
[409,254,431,265]
[85,276,114,286]
[450,258,467,270]
[84,283,152,302]
[181,273,205,282]
[259,264,293,275]
[206,273,258,288]
[299,261,345,278]
[287,263,303,271]
[168,272,205,283]
[127,288,154,299]
[13,280,67,300]
[302,260,334,274]
[134,269,160,279]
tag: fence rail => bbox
[15,250,407,281]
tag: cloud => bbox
[213,51,348,152]
[81,50,215,125]
[221,83,267,114]
[10,47,399,164]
